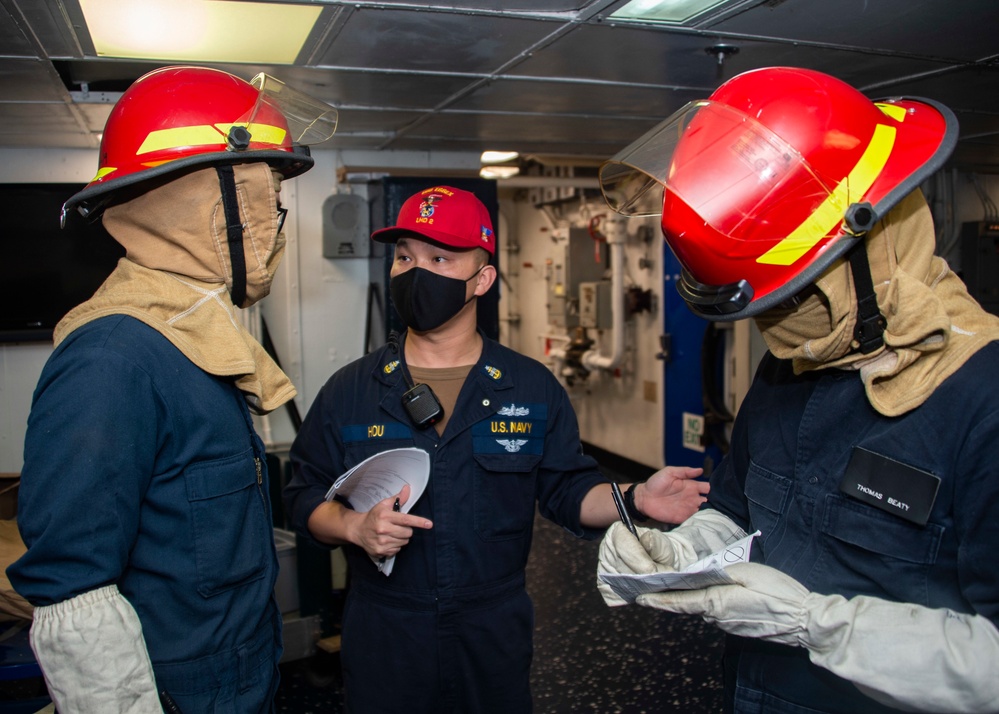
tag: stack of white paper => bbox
[325,447,430,576]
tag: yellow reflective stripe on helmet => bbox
[136,123,287,155]
[875,102,907,122]
[90,166,116,182]
[756,123,897,266]
[215,123,287,146]
[137,125,226,155]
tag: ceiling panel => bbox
[407,111,653,151]
[0,103,92,147]
[314,7,558,74]
[954,111,999,144]
[0,0,995,173]
[448,77,698,119]
[0,130,95,149]
[876,67,999,116]
[0,59,69,101]
[510,25,724,87]
[340,1,593,9]
[711,0,999,62]
[288,69,479,112]
[0,3,37,58]
[511,22,954,92]
[72,101,114,133]
[325,108,426,146]
[10,0,88,59]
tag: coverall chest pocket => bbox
[744,462,792,555]
[185,449,267,598]
[472,452,541,540]
[819,496,944,605]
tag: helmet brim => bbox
[62,145,313,222]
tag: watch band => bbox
[624,481,650,522]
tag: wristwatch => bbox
[623,481,650,522]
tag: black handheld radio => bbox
[401,382,444,429]
[389,331,445,429]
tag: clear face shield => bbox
[228,73,339,150]
[599,100,853,257]
[250,73,338,145]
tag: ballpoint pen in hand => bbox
[379,497,402,565]
[610,481,639,538]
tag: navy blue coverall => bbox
[708,344,999,713]
[285,332,608,713]
[9,316,282,713]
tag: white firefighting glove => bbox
[30,584,162,713]
[637,562,999,713]
[597,509,747,606]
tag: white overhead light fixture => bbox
[610,0,733,24]
[480,150,520,164]
[479,165,521,179]
[79,0,322,64]
[480,150,520,179]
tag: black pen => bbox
[610,482,638,538]
[379,497,402,565]
[160,690,183,714]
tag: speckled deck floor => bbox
[527,510,726,714]
[275,506,726,714]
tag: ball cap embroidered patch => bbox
[372,185,495,254]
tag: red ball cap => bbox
[372,185,495,255]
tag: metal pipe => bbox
[581,216,626,371]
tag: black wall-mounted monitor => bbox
[1,183,124,343]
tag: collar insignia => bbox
[484,365,502,380]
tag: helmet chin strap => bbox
[847,238,887,354]
[216,164,248,307]
[842,203,887,355]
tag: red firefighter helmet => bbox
[63,65,338,221]
[599,66,957,320]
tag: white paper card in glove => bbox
[599,531,760,604]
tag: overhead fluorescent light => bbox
[481,150,520,164]
[480,165,520,179]
[79,0,322,64]
[480,150,520,179]
[610,0,733,24]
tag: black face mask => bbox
[390,266,482,332]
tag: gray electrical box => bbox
[579,280,612,329]
[548,227,607,328]
[322,193,370,258]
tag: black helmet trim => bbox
[62,145,313,224]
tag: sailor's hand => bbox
[636,467,709,524]
[354,484,433,559]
